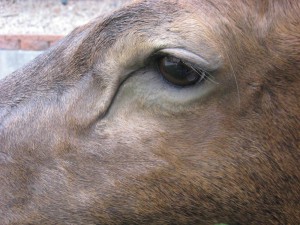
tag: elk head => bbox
[0,0,299,224]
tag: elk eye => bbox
[158,56,203,86]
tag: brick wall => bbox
[0,35,63,51]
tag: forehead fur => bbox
[75,0,299,62]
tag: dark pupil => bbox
[159,56,200,86]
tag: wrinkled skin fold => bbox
[0,0,299,224]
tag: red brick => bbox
[49,40,60,47]
[0,36,20,50]
[0,35,64,51]
[20,38,49,51]
[38,35,63,42]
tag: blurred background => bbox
[0,0,130,79]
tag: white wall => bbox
[0,50,42,80]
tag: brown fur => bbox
[0,0,299,224]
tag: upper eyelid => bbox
[149,53,206,74]
[147,48,218,72]
[158,48,212,69]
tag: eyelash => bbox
[151,54,215,87]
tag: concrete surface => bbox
[0,0,130,35]
[0,50,42,79]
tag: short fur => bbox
[0,0,299,224]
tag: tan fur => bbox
[0,0,299,224]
